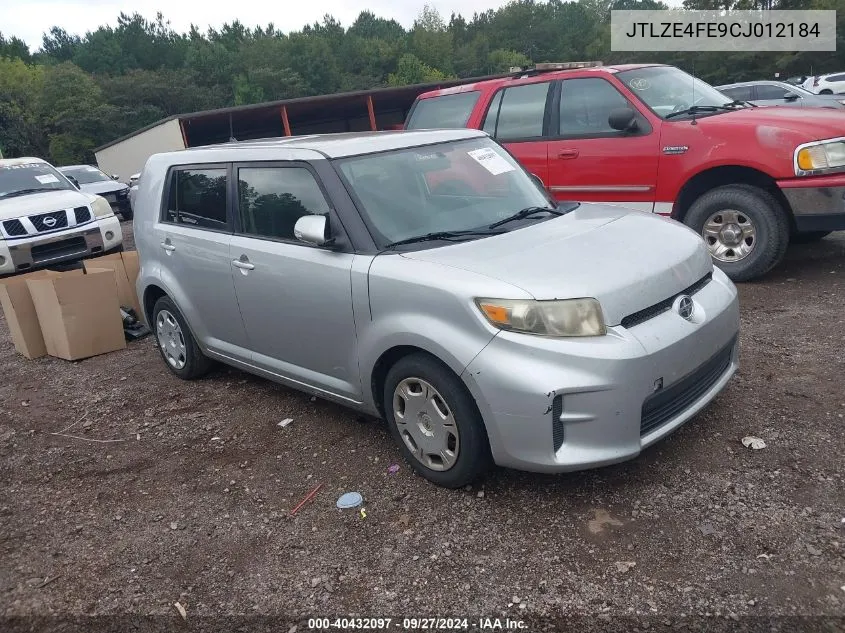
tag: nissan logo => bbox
[42,216,57,228]
[674,294,695,321]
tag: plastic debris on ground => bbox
[336,492,363,509]
[290,483,323,516]
[741,436,766,450]
[387,464,400,474]
[278,418,293,428]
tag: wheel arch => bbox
[142,283,168,325]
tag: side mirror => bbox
[608,107,639,132]
[784,93,800,102]
[294,214,330,247]
[112,174,120,180]
[66,175,80,189]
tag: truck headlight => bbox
[795,138,845,175]
[91,196,114,217]
[475,298,606,337]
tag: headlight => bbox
[91,196,113,217]
[795,138,845,175]
[475,298,606,337]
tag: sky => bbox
[3,0,518,51]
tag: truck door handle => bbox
[160,240,175,252]
[232,258,255,271]
[558,149,579,159]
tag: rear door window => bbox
[164,168,228,230]
[482,82,551,141]
[754,84,790,100]
[405,92,481,129]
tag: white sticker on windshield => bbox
[35,174,59,184]
[467,148,515,176]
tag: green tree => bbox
[388,53,449,86]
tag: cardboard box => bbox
[26,269,126,361]
[82,250,143,321]
[0,270,78,359]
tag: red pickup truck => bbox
[405,62,845,281]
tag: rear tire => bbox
[152,296,213,380]
[383,353,491,488]
[791,230,831,244]
[684,184,790,282]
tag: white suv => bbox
[0,157,123,276]
[802,72,845,95]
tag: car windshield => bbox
[0,162,74,199]
[335,137,558,246]
[60,166,112,184]
[617,66,738,118]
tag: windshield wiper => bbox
[0,187,59,199]
[488,206,563,229]
[665,104,746,120]
[385,229,505,249]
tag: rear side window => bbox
[482,82,551,141]
[237,166,330,242]
[405,92,481,129]
[720,85,753,101]
[165,168,228,230]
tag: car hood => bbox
[79,181,128,195]
[0,189,97,222]
[697,106,845,141]
[400,204,712,326]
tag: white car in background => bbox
[802,72,845,94]
[0,157,123,276]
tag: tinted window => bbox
[482,90,503,136]
[165,168,228,230]
[485,82,550,140]
[827,74,845,82]
[559,78,631,136]
[755,84,790,100]
[405,92,481,129]
[720,86,753,101]
[237,167,330,241]
[60,166,112,184]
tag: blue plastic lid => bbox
[336,492,363,509]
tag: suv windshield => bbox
[335,137,558,246]
[617,66,741,119]
[59,166,112,184]
[0,161,74,199]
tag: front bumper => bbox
[778,176,845,232]
[0,215,123,276]
[461,269,740,473]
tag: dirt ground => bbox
[1,221,844,633]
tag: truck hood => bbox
[80,181,128,196]
[400,203,712,326]
[0,189,96,222]
[696,106,845,142]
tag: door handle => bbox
[558,149,579,159]
[160,240,175,252]
[232,259,255,271]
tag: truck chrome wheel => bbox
[156,309,187,370]
[702,209,756,262]
[392,377,460,471]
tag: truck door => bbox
[545,77,660,213]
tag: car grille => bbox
[621,273,712,329]
[30,236,88,264]
[74,206,91,223]
[551,395,564,451]
[2,219,27,237]
[640,336,736,437]
[30,210,68,232]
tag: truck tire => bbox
[791,230,831,244]
[684,184,789,282]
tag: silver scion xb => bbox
[134,129,740,488]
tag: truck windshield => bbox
[0,162,74,199]
[335,137,557,246]
[617,66,739,119]
[59,166,112,184]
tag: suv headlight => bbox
[91,196,114,217]
[795,138,845,175]
[475,298,606,337]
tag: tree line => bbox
[1,0,843,166]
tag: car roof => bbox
[152,129,489,165]
[0,157,49,167]
[717,80,792,88]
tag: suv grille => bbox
[621,273,712,329]
[30,210,68,233]
[2,219,27,237]
[74,206,91,223]
[640,336,735,437]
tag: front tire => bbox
[684,184,790,282]
[383,354,491,488]
[152,296,213,380]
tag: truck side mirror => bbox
[608,107,639,132]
